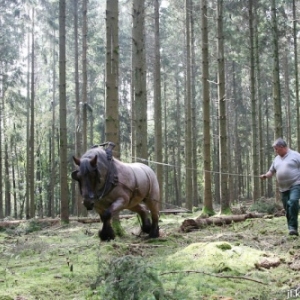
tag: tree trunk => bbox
[254,1,264,198]
[106,0,120,157]
[29,8,35,218]
[201,0,213,215]
[175,76,182,206]
[0,65,3,219]
[26,24,30,219]
[163,80,168,208]
[293,0,300,151]
[82,0,88,152]
[59,0,69,223]
[271,0,282,139]
[36,146,43,218]
[190,1,198,206]
[106,0,121,228]
[211,74,220,204]
[4,111,10,216]
[185,0,193,210]
[164,80,169,208]
[132,0,148,162]
[12,130,18,219]
[73,0,85,216]
[154,0,163,209]
[249,0,259,201]
[283,38,291,145]
[271,0,282,203]
[50,28,57,218]
[217,0,230,213]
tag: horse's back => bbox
[121,162,160,200]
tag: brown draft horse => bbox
[72,142,160,241]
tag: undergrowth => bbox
[249,198,282,214]
[0,209,298,300]
[92,255,164,300]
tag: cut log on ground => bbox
[0,209,191,229]
[180,211,285,233]
[0,218,61,229]
[0,216,134,229]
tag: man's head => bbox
[272,138,288,157]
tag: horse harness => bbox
[93,143,141,201]
[92,145,151,203]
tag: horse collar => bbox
[97,158,118,200]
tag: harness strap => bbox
[97,159,119,199]
[95,142,118,200]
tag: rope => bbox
[109,149,268,180]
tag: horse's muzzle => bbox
[83,199,94,210]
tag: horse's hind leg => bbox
[130,204,152,234]
[144,199,160,238]
[131,203,159,238]
[148,209,159,238]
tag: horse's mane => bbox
[79,147,109,175]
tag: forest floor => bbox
[0,201,300,300]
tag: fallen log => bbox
[0,209,191,229]
[180,211,285,233]
[0,216,134,229]
[0,218,61,229]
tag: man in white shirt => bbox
[260,138,300,236]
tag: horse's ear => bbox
[73,156,81,166]
[71,170,79,181]
[90,155,97,168]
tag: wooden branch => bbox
[160,270,267,285]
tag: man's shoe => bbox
[289,230,299,236]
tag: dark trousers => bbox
[281,184,300,231]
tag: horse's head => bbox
[72,154,100,210]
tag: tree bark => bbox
[72,0,84,216]
[293,0,300,151]
[132,0,148,162]
[249,0,259,201]
[105,0,120,157]
[82,0,88,152]
[202,0,213,215]
[271,0,282,139]
[217,0,230,213]
[29,8,35,218]
[59,0,69,223]
[185,0,193,210]
[153,0,163,209]
[50,28,57,218]
[190,1,199,206]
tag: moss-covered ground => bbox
[0,210,299,299]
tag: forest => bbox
[0,0,299,220]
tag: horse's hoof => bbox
[141,225,151,234]
[141,218,152,234]
[99,230,115,241]
[148,227,159,238]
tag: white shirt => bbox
[269,149,300,192]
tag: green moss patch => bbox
[167,241,270,274]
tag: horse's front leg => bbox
[99,209,115,241]
[98,198,126,241]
